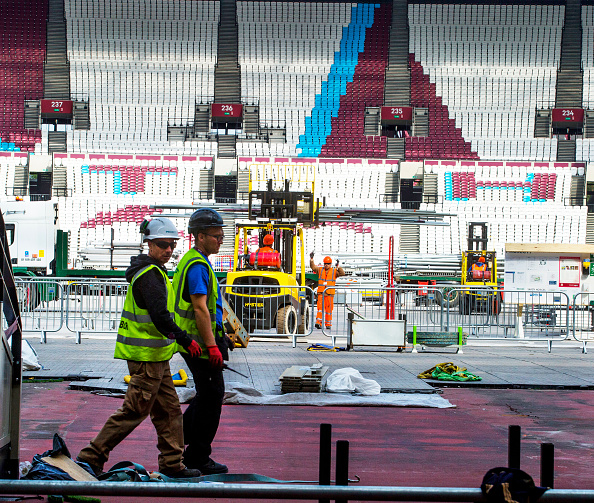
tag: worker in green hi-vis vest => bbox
[77,217,203,479]
[172,208,232,475]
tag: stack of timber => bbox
[279,364,330,393]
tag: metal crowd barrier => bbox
[445,287,571,341]
[322,284,573,345]
[14,278,64,343]
[13,278,316,346]
[221,283,315,347]
[3,480,594,501]
[323,285,442,344]
[571,292,594,351]
[10,277,593,347]
[64,280,128,344]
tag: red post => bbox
[386,236,395,320]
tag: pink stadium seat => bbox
[408,55,478,161]
[319,4,391,158]
[0,1,46,151]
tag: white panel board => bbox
[350,319,405,347]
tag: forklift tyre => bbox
[434,287,460,308]
[298,301,311,334]
[277,305,298,335]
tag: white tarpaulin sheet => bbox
[326,368,381,395]
[222,382,455,408]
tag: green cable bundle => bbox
[418,362,481,381]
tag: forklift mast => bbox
[248,180,316,224]
[467,222,488,251]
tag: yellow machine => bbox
[225,181,315,335]
[459,223,501,315]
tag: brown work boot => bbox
[76,457,104,478]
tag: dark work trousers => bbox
[180,353,225,467]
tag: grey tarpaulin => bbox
[222,382,454,408]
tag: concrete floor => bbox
[11,333,594,502]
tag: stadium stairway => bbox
[44,0,70,101]
[214,0,241,103]
[587,214,594,244]
[556,0,583,162]
[384,0,410,106]
[44,0,70,154]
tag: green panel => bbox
[55,229,70,276]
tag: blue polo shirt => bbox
[186,251,223,326]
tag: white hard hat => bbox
[140,218,180,241]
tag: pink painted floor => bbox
[18,383,594,502]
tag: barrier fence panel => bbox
[445,287,570,340]
[324,285,447,343]
[12,278,575,345]
[65,281,128,343]
[14,279,64,342]
[221,284,314,347]
[323,285,572,343]
[572,293,594,342]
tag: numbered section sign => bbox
[40,100,73,114]
[211,104,243,118]
[551,108,584,123]
[381,106,413,121]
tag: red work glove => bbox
[186,340,202,358]
[206,345,223,370]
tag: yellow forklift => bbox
[459,222,502,315]
[225,181,316,335]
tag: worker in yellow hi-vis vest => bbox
[77,218,202,479]
[310,253,345,331]
[172,208,231,475]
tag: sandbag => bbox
[22,339,41,371]
[326,367,381,396]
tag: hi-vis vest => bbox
[172,248,218,359]
[317,267,337,295]
[114,264,176,362]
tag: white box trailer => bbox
[2,199,57,275]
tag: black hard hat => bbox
[188,208,226,234]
